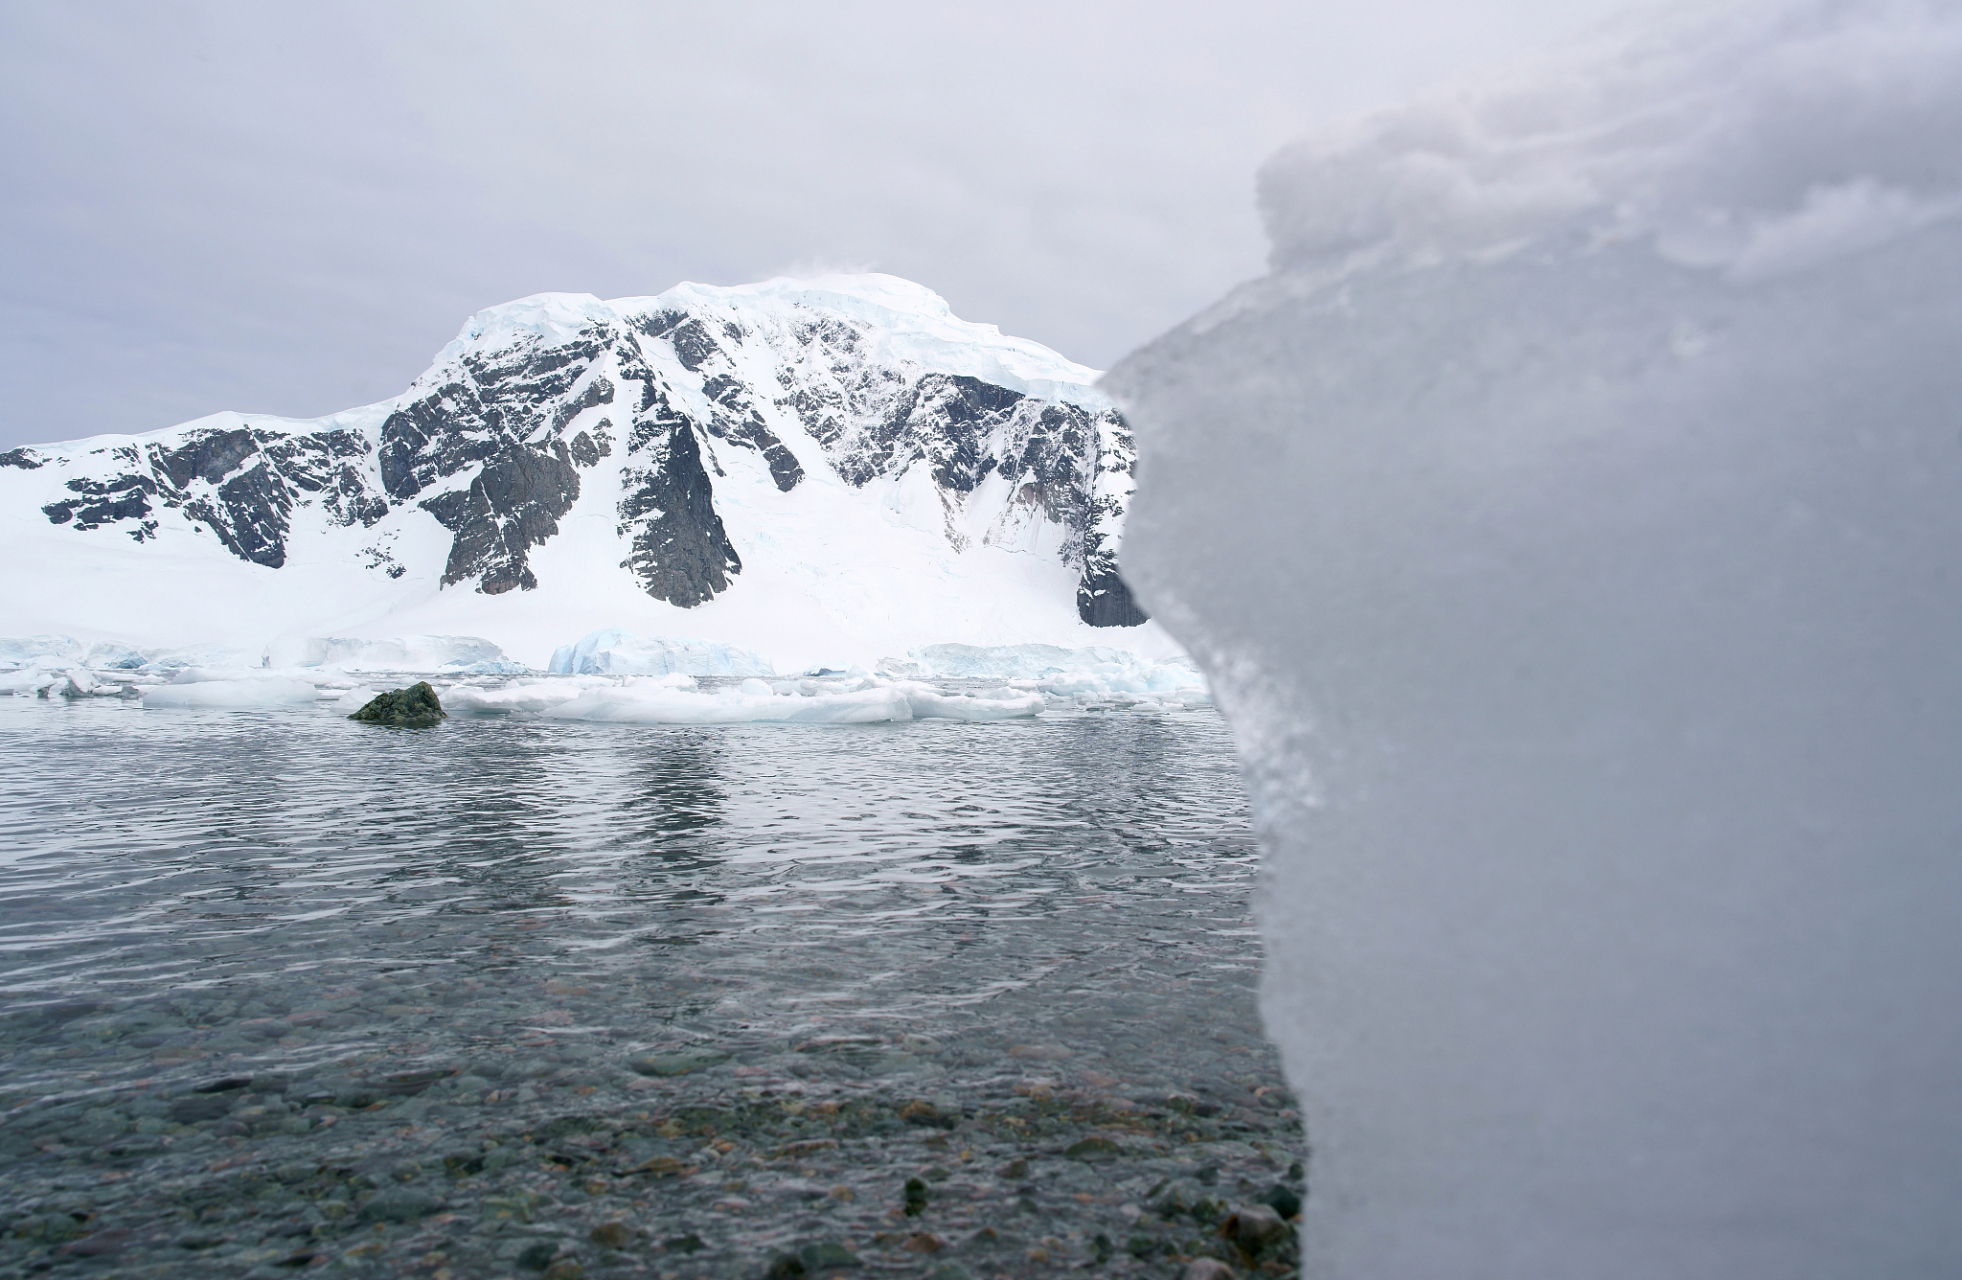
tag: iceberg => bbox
[908,642,1124,679]
[0,664,106,698]
[438,673,1042,725]
[285,635,516,672]
[895,682,1045,722]
[547,629,776,678]
[1107,3,1962,1277]
[141,670,323,710]
[441,674,649,716]
[543,680,912,726]
[0,635,84,668]
[891,642,1208,707]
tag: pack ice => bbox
[1107,2,1962,1277]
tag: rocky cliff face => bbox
[8,276,1147,627]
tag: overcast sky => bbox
[1,0,1676,449]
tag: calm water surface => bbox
[0,695,1295,1277]
[1,698,1261,1079]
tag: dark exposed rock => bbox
[1076,563,1150,627]
[551,375,615,434]
[23,291,1142,616]
[38,424,387,566]
[631,312,803,490]
[183,460,293,568]
[152,428,258,489]
[423,442,581,594]
[43,472,158,541]
[773,317,1138,609]
[1,446,46,469]
[379,330,611,501]
[349,682,446,728]
[618,416,741,608]
[379,381,500,500]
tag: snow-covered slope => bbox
[0,275,1169,670]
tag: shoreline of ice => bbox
[2,629,1210,720]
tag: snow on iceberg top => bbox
[1256,0,1962,281]
[435,273,1113,408]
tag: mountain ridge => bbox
[0,275,1166,670]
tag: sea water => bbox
[0,695,1299,1277]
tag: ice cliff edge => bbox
[1108,2,1962,1277]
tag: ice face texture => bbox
[1104,3,1962,1277]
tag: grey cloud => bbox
[0,0,1663,448]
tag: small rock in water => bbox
[1262,1182,1303,1219]
[1183,1261,1238,1280]
[628,1047,729,1077]
[348,682,446,728]
[1220,1203,1289,1254]
[1064,1135,1122,1162]
[589,1221,634,1248]
[517,1241,562,1269]
[357,1189,444,1223]
[767,1241,861,1278]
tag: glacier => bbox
[1107,1,1962,1277]
[0,274,1181,673]
[546,628,774,678]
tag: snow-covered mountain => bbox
[0,275,1171,670]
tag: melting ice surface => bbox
[1109,1,1962,1276]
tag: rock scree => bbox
[348,682,447,728]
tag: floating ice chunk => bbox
[284,635,513,672]
[329,687,378,714]
[911,642,1127,679]
[135,645,259,673]
[894,681,1044,721]
[438,660,531,676]
[498,674,1042,725]
[0,664,117,698]
[0,636,83,668]
[542,682,911,725]
[440,678,598,716]
[0,664,68,696]
[548,628,776,677]
[1109,3,1962,1274]
[82,641,149,670]
[905,642,1205,702]
[142,676,322,709]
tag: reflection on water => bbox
[0,699,1261,1101]
[0,698,1299,1278]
